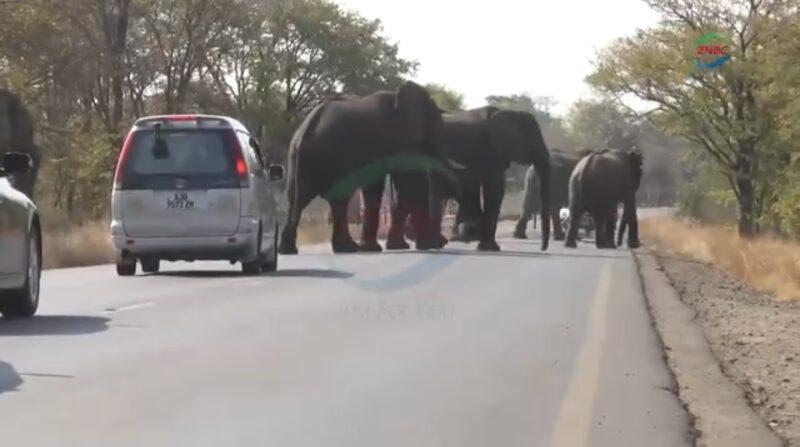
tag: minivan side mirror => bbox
[1,152,32,175]
[267,164,285,181]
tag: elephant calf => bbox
[565,149,643,249]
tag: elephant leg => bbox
[604,210,618,249]
[513,188,535,240]
[279,176,317,255]
[565,202,582,249]
[448,202,462,241]
[329,197,359,253]
[477,174,504,252]
[455,179,481,242]
[624,194,641,249]
[386,175,411,250]
[513,215,529,239]
[429,198,448,248]
[401,171,439,251]
[592,212,606,249]
[552,204,566,241]
[617,208,628,248]
[359,179,384,252]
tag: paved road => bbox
[0,220,689,446]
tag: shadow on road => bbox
[156,268,353,279]
[0,316,111,337]
[154,270,249,278]
[267,269,353,279]
[0,361,23,395]
[390,247,628,261]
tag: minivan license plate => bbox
[162,191,207,210]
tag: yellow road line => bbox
[550,262,612,447]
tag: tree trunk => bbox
[736,144,757,237]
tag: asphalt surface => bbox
[0,219,690,446]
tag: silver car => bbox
[110,115,285,275]
[0,152,41,317]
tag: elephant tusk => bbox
[447,159,467,170]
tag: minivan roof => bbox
[133,115,249,133]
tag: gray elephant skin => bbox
[389,106,552,252]
[565,149,643,249]
[0,89,41,198]
[278,81,449,255]
[513,148,590,241]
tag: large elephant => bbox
[278,81,450,255]
[389,106,551,251]
[513,148,590,241]
[565,149,643,249]
[0,89,41,198]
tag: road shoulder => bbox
[634,249,783,447]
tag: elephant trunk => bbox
[535,153,551,251]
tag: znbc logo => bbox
[694,32,730,69]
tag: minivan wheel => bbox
[0,231,41,318]
[116,256,136,276]
[262,224,279,273]
[241,227,264,275]
[141,258,160,273]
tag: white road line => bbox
[550,261,612,447]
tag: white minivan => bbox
[110,115,284,275]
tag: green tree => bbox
[567,99,630,149]
[424,83,465,111]
[588,0,798,237]
[253,0,416,155]
[0,0,417,217]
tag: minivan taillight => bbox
[113,131,135,190]
[224,130,249,187]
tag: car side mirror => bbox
[2,152,32,175]
[267,164,285,181]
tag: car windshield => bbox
[121,129,238,190]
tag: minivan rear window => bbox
[120,129,241,190]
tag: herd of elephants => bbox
[276,81,642,255]
[0,81,642,254]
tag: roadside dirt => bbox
[655,252,800,445]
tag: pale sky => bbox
[335,0,660,116]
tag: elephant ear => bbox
[487,109,525,163]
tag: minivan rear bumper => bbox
[111,217,261,262]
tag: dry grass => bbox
[641,217,800,300]
[43,220,115,270]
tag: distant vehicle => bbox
[0,152,41,317]
[111,115,285,275]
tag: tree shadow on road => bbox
[0,361,22,395]
[0,316,110,337]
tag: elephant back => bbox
[0,90,15,152]
[0,89,34,153]
[576,149,641,205]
